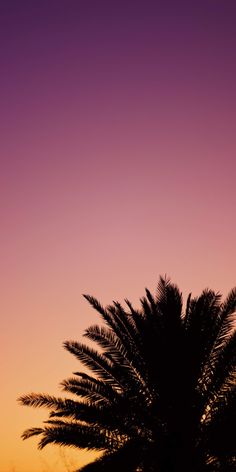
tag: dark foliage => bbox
[19,277,236,471]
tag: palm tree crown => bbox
[19,277,236,471]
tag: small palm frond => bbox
[84,324,149,397]
[83,295,127,342]
[47,399,104,422]
[113,300,139,340]
[18,393,72,410]
[73,372,120,401]
[183,292,192,322]
[203,329,236,402]
[22,427,44,440]
[156,276,183,332]
[140,295,153,320]
[63,341,124,389]
[53,411,133,441]
[61,376,118,405]
[185,290,221,333]
[82,295,108,319]
[184,290,222,386]
[37,422,118,451]
[221,288,236,317]
[200,291,236,393]
[124,298,142,320]
[19,393,101,422]
[105,303,141,356]
[84,325,129,362]
[145,288,156,311]
[156,275,171,303]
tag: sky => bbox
[1,0,236,471]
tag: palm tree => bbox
[18,277,236,471]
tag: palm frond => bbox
[155,276,183,334]
[221,288,236,317]
[84,325,129,362]
[36,422,118,451]
[22,427,44,440]
[61,376,118,405]
[156,275,171,303]
[84,324,150,398]
[105,303,141,356]
[203,329,236,399]
[145,288,156,311]
[18,393,71,410]
[184,290,222,387]
[63,341,124,389]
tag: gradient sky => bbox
[1,1,236,471]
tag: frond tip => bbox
[21,428,44,440]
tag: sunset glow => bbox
[1,1,236,471]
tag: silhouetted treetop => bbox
[19,276,236,471]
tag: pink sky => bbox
[1,1,236,471]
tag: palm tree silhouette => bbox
[19,277,236,471]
